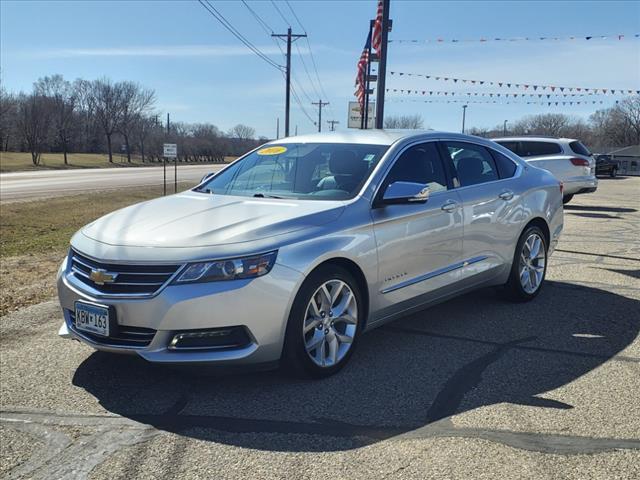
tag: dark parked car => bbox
[594,154,619,177]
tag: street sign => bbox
[347,101,376,129]
[163,143,177,158]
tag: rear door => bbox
[370,141,464,319]
[440,140,524,286]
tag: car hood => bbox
[81,191,345,248]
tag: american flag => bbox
[372,0,384,55]
[354,32,372,111]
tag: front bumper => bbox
[57,260,303,366]
[563,176,598,196]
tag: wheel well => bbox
[524,217,550,247]
[312,258,370,329]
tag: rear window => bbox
[491,150,518,178]
[569,141,591,156]
[519,141,562,157]
[496,141,519,154]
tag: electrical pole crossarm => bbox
[312,99,329,132]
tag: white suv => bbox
[493,137,597,204]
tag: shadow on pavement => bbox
[73,281,639,452]
[564,205,637,214]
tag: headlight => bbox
[173,251,277,284]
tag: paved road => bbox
[0,164,224,202]
[1,178,639,479]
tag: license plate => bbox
[75,302,110,337]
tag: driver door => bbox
[370,141,464,321]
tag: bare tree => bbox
[0,86,18,151]
[228,124,256,140]
[117,82,156,162]
[34,75,77,164]
[384,114,424,129]
[132,115,157,162]
[89,78,125,162]
[16,93,52,165]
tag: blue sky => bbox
[2,0,639,138]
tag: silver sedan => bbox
[57,130,563,378]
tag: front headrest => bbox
[457,156,484,178]
[329,150,361,175]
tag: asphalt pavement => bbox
[0,164,224,202]
[1,177,639,479]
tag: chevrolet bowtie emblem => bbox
[89,268,118,285]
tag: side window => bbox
[384,142,448,194]
[443,141,499,187]
[491,150,518,178]
[569,141,591,156]
[520,141,562,157]
[496,141,520,155]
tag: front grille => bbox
[68,310,156,348]
[70,250,181,296]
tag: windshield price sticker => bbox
[257,146,287,156]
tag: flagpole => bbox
[375,0,390,129]
[363,19,374,129]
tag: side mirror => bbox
[382,181,430,204]
[200,172,215,184]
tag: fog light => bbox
[168,326,250,350]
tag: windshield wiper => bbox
[253,193,283,199]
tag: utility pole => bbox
[375,0,391,129]
[166,112,170,135]
[327,120,340,131]
[312,99,329,132]
[295,125,298,136]
[276,117,280,139]
[272,28,307,137]
[461,105,468,134]
[503,119,508,135]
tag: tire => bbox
[562,194,574,204]
[610,168,617,178]
[282,265,363,378]
[503,225,548,302]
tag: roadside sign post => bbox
[163,143,177,195]
[348,101,375,129]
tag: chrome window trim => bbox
[381,255,488,294]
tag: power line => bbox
[240,0,274,35]
[270,0,290,26]
[285,0,335,118]
[294,42,322,100]
[198,0,283,71]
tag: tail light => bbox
[569,157,589,167]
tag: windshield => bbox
[194,143,388,200]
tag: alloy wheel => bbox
[519,233,546,294]
[302,279,358,368]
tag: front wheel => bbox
[283,266,362,378]
[503,226,548,302]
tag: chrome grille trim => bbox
[67,310,156,348]
[68,249,184,299]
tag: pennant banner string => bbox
[389,33,639,44]
[386,89,598,98]
[388,98,614,107]
[389,71,640,95]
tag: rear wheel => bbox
[610,168,617,178]
[503,225,548,302]
[562,194,574,204]
[283,265,362,378]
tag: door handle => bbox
[441,200,459,212]
[499,190,514,201]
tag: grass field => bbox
[0,152,236,172]
[0,182,195,315]
[0,152,151,172]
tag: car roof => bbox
[273,129,436,146]
[492,136,578,143]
